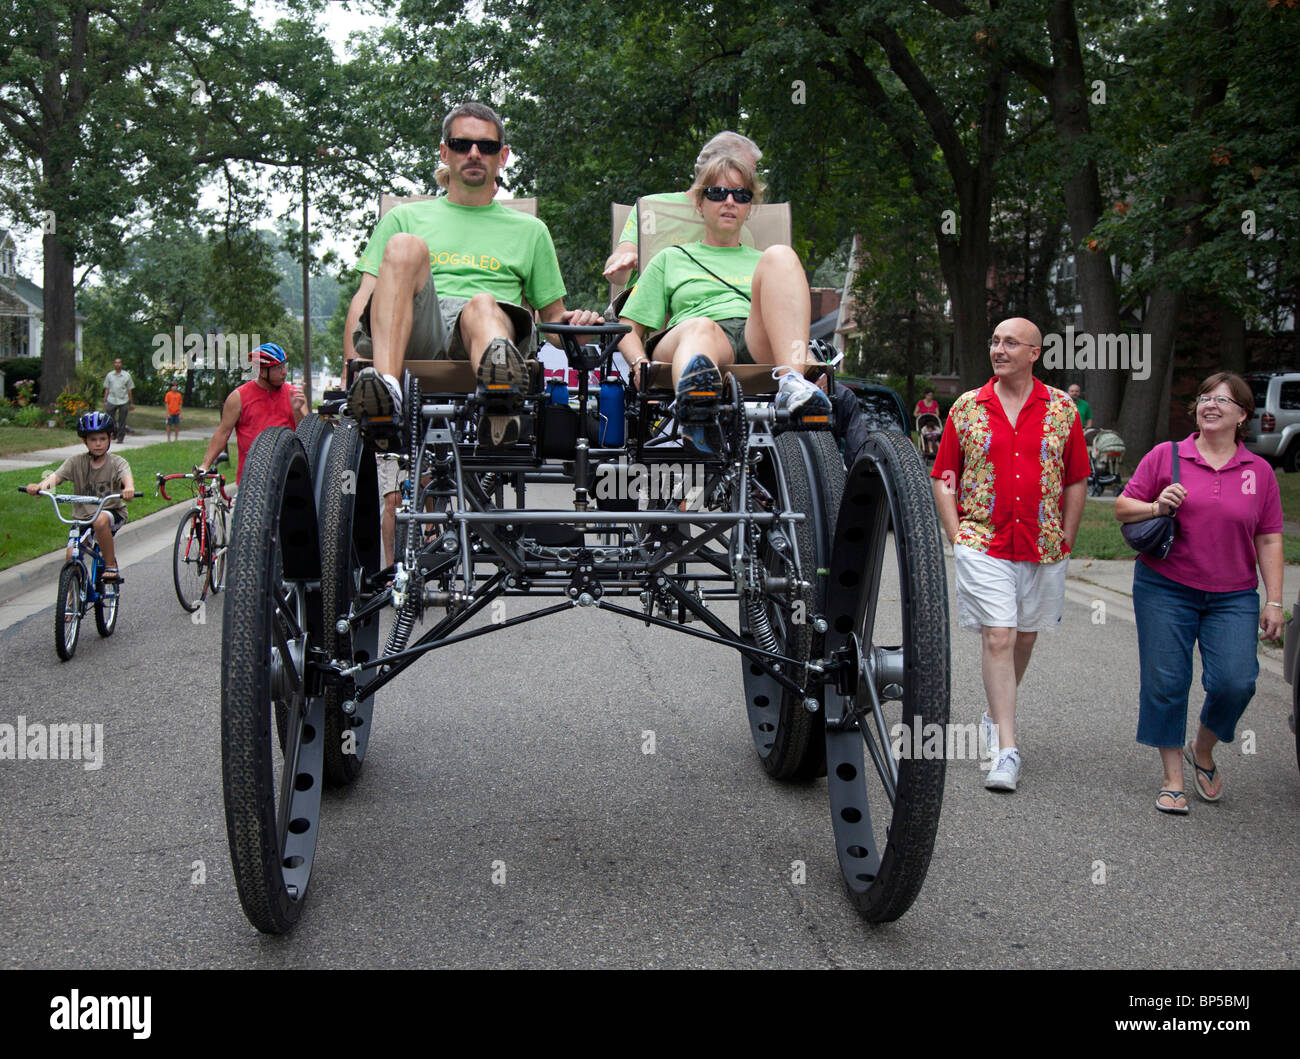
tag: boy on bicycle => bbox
[26,411,136,582]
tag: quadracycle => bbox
[218,205,952,936]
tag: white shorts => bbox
[377,452,402,497]
[953,543,1068,633]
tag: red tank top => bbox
[235,379,296,481]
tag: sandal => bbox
[1183,743,1222,802]
[1155,789,1189,815]
[101,566,123,584]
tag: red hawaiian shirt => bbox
[930,377,1091,563]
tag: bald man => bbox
[930,318,1092,792]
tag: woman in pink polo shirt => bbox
[1116,372,1284,814]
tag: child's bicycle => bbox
[20,487,131,661]
[157,451,231,613]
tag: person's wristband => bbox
[1265,601,1282,609]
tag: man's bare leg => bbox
[457,292,518,371]
[368,233,432,381]
[981,625,1019,750]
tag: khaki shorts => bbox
[953,543,1068,633]
[643,316,754,364]
[376,452,402,497]
[352,277,536,361]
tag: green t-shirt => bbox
[356,198,566,309]
[1074,397,1091,426]
[621,242,758,330]
[616,192,757,288]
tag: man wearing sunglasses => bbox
[929,317,1091,793]
[345,101,601,447]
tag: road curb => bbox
[0,503,187,609]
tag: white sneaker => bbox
[985,748,1021,791]
[981,712,1000,761]
[773,368,832,416]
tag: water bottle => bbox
[598,373,625,446]
[548,376,569,406]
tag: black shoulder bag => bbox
[1121,440,1178,559]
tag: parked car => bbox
[1243,370,1300,472]
[836,376,910,435]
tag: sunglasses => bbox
[446,137,503,155]
[703,185,754,203]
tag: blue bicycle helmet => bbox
[77,410,114,437]
[254,342,287,367]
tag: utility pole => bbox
[301,161,313,407]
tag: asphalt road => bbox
[1,505,1298,969]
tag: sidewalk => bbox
[0,426,213,473]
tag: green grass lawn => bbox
[0,403,222,455]
[1076,493,1300,562]
[0,424,81,456]
[128,403,223,431]
[0,438,230,572]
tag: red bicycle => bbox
[157,452,231,613]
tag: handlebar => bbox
[21,489,133,525]
[537,322,631,337]
[156,468,229,504]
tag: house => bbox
[0,229,84,362]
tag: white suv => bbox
[1244,371,1300,472]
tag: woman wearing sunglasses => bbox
[1115,371,1283,814]
[618,150,831,451]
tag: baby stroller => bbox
[1086,427,1125,496]
[916,412,943,461]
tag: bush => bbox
[54,390,92,429]
[0,357,42,400]
[13,404,46,427]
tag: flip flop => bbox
[1184,743,1222,802]
[101,567,123,584]
[1155,789,1189,815]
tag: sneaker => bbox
[981,712,1000,761]
[345,367,402,423]
[476,337,528,405]
[675,355,724,454]
[773,367,832,417]
[985,748,1021,791]
[475,338,528,449]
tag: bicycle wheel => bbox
[54,562,84,661]
[823,430,949,923]
[172,509,208,612]
[743,431,844,779]
[94,578,119,637]
[319,418,381,785]
[221,427,325,934]
[207,506,228,595]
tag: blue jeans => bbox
[1132,560,1259,748]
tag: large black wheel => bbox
[54,562,84,661]
[296,413,332,482]
[823,430,949,923]
[172,509,208,613]
[319,418,382,786]
[94,581,118,638]
[743,431,844,779]
[221,427,326,934]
